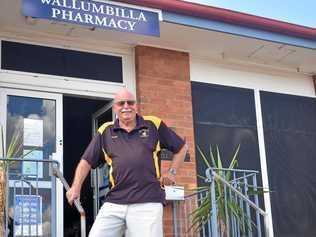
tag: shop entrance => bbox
[63,96,113,236]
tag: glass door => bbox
[0,88,63,237]
[91,102,113,219]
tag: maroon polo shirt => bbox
[81,114,185,204]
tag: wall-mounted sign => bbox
[23,150,44,178]
[23,119,43,147]
[14,195,43,236]
[22,0,160,37]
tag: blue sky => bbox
[186,0,316,28]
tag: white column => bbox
[254,89,274,237]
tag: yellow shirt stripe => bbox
[102,148,115,188]
[143,116,161,129]
[144,116,162,179]
[98,121,115,188]
[98,121,114,135]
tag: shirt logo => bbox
[111,131,118,139]
[139,128,149,138]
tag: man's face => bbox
[113,93,137,123]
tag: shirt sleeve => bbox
[158,121,185,153]
[81,132,104,169]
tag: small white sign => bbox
[23,119,43,147]
[165,186,184,200]
[22,150,43,178]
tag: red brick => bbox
[135,45,196,237]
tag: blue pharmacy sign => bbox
[14,195,42,236]
[22,0,160,37]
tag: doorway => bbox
[1,89,115,236]
[63,96,111,236]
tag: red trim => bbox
[117,0,316,40]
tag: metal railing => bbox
[0,157,86,237]
[51,164,86,237]
[172,168,268,237]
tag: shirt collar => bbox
[113,114,147,132]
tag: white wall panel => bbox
[190,57,315,97]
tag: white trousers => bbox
[88,202,163,237]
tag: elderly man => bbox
[66,89,187,237]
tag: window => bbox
[261,91,316,237]
[1,41,123,83]
[191,82,261,185]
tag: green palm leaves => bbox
[191,145,263,236]
[191,145,239,233]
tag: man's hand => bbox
[160,171,176,187]
[66,186,80,206]
[160,143,188,187]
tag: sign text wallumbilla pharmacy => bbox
[22,0,160,37]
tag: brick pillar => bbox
[135,46,197,237]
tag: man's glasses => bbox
[114,100,136,106]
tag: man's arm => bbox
[66,159,91,205]
[160,143,188,186]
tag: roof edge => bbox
[116,0,316,40]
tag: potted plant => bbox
[190,145,266,237]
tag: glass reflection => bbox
[6,95,56,237]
